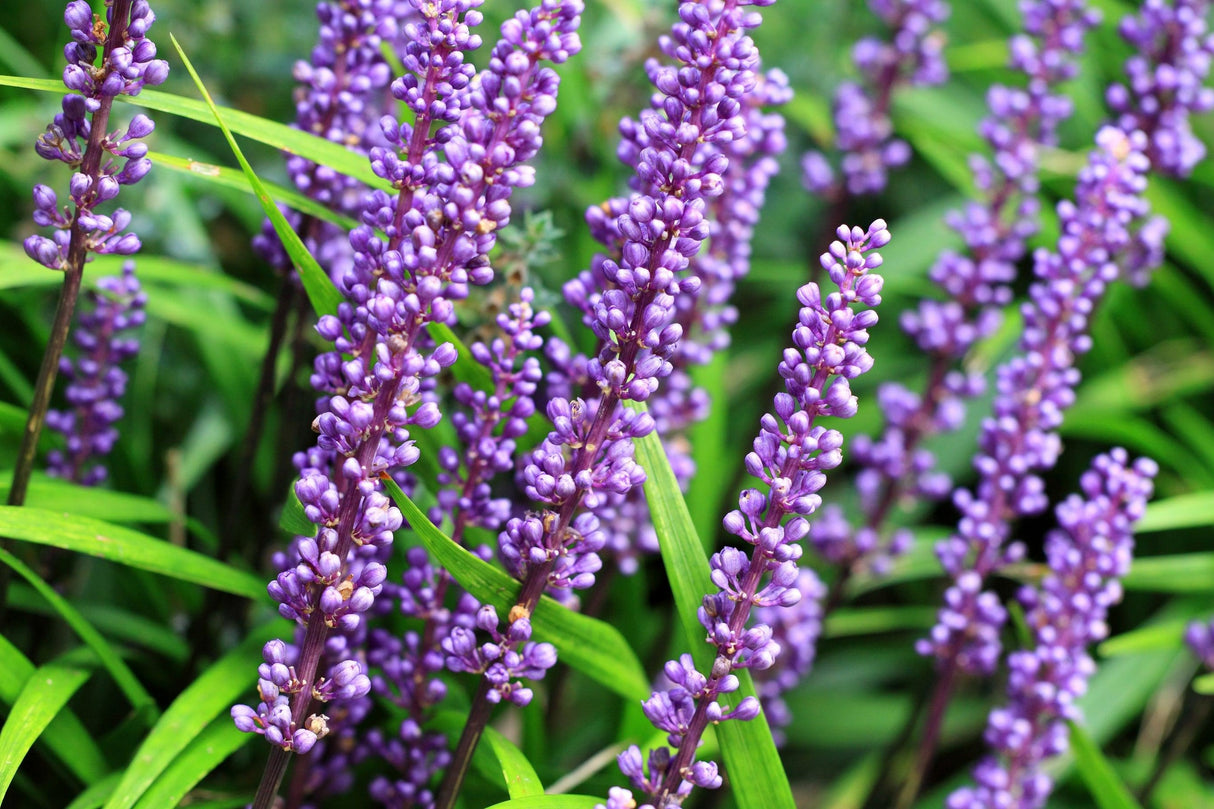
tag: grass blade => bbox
[625,400,796,809]
[0,547,156,717]
[1068,721,1142,809]
[484,798,604,809]
[1123,553,1214,593]
[431,710,544,799]
[129,719,252,809]
[0,660,92,802]
[0,635,107,785]
[167,37,342,319]
[102,625,278,809]
[0,506,265,599]
[0,75,389,192]
[1137,492,1214,533]
[380,476,651,702]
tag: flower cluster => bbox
[802,0,949,197]
[233,0,583,777]
[609,221,889,809]
[25,0,167,271]
[1106,0,1214,179]
[948,449,1157,809]
[46,263,146,485]
[1185,618,1214,670]
[920,127,1167,678]
[252,0,413,277]
[819,0,1100,581]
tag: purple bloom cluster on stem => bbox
[1106,0,1214,180]
[802,0,949,197]
[605,221,888,809]
[1185,618,1214,670]
[233,0,581,804]
[364,288,550,807]
[10,0,166,510]
[814,0,1099,599]
[437,0,780,804]
[947,449,1156,809]
[904,126,1167,807]
[46,262,146,485]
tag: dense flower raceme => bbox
[363,290,551,806]
[606,222,889,809]
[815,0,1099,588]
[24,0,168,272]
[46,262,145,485]
[232,0,583,766]
[1185,617,1214,670]
[802,0,949,197]
[551,0,788,574]
[948,449,1157,809]
[919,126,1167,679]
[1106,0,1214,179]
[252,0,414,278]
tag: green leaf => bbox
[0,474,175,527]
[102,625,278,809]
[0,547,156,716]
[483,797,605,809]
[380,476,651,702]
[1193,673,1214,695]
[0,75,389,192]
[147,151,360,234]
[65,773,122,809]
[626,400,795,809]
[1068,721,1142,809]
[0,660,92,802]
[0,506,265,599]
[129,720,252,809]
[824,606,936,637]
[167,37,342,319]
[1123,554,1214,593]
[1099,621,1187,658]
[277,481,316,538]
[0,635,107,785]
[430,710,543,799]
[1137,492,1214,533]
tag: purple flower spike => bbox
[920,127,1167,679]
[803,0,949,197]
[1185,618,1214,671]
[1107,0,1214,179]
[948,450,1156,809]
[25,0,166,271]
[46,262,145,485]
[609,221,889,809]
[235,0,583,787]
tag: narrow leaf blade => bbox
[1068,721,1142,809]
[129,720,252,809]
[626,400,795,809]
[0,661,92,802]
[380,476,651,702]
[0,506,265,599]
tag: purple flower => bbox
[612,221,889,808]
[25,0,167,271]
[234,0,582,772]
[1185,618,1214,670]
[947,449,1156,809]
[826,0,1099,583]
[919,127,1167,678]
[1106,0,1214,179]
[46,262,146,485]
[803,0,949,197]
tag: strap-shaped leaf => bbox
[1068,721,1142,809]
[0,75,389,192]
[484,797,604,809]
[0,659,92,802]
[1124,553,1214,592]
[0,547,156,717]
[65,773,122,809]
[431,710,544,799]
[0,635,107,785]
[102,625,278,809]
[169,37,342,319]
[625,400,796,809]
[147,151,360,234]
[129,719,253,809]
[0,506,265,599]
[380,476,650,702]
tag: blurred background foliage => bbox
[2,0,1214,807]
